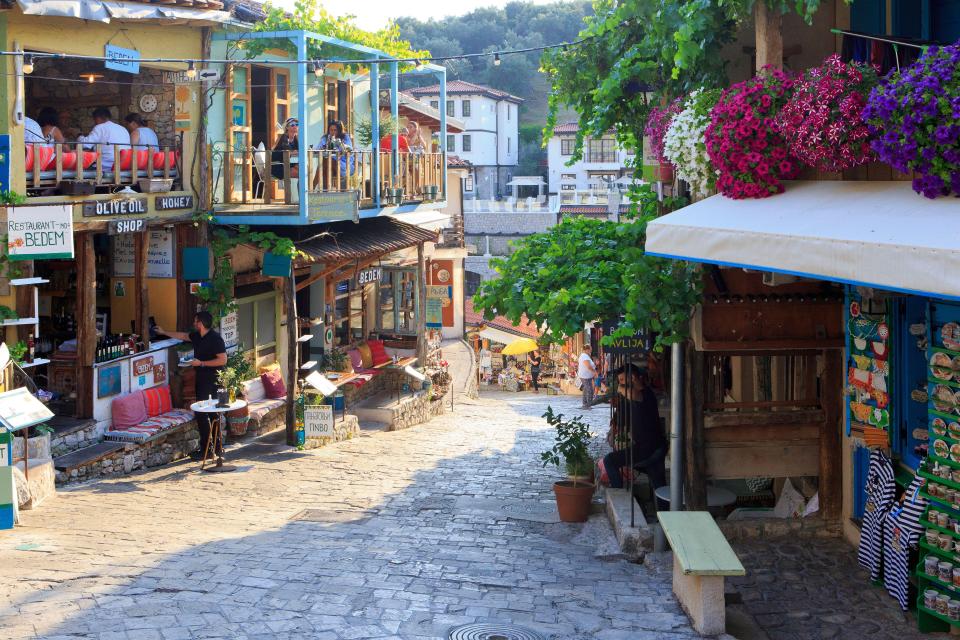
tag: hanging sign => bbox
[111,230,175,278]
[105,45,140,74]
[426,298,443,329]
[357,266,382,286]
[108,219,146,235]
[304,404,334,437]
[600,319,647,354]
[7,205,74,261]
[82,198,148,217]
[220,310,239,353]
[155,195,194,211]
[307,191,360,223]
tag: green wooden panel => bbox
[657,511,746,576]
[0,467,14,506]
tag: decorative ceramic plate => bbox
[933,385,957,412]
[944,322,960,351]
[935,438,950,458]
[931,352,954,379]
[950,443,960,463]
[933,417,948,436]
[950,422,960,439]
[914,428,931,441]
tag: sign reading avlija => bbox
[7,205,74,261]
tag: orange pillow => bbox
[143,385,172,417]
[357,343,373,369]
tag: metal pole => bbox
[669,341,684,510]
[370,63,380,208]
[628,355,634,527]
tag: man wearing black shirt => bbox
[603,364,666,489]
[158,311,227,460]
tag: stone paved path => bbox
[0,389,696,640]
[729,537,929,640]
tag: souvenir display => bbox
[847,294,892,444]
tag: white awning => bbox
[386,210,451,232]
[16,0,232,24]
[646,181,960,300]
[478,326,526,345]
[506,177,545,186]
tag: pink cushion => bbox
[347,349,363,372]
[367,340,391,366]
[260,368,286,399]
[143,385,172,417]
[111,390,147,430]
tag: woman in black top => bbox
[603,364,666,489]
[528,350,542,393]
[272,117,300,179]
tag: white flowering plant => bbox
[663,88,723,199]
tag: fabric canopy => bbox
[506,177,545,186]
[16,0,231,23]
[645,181,960,300]
[478,326,526,345]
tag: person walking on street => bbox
[528,350,542,393]
[578,344,597,409]
[158,312,227,460]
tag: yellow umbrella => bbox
[501,337,539,355]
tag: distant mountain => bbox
[396,1,592,131]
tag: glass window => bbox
[377,269,418,334]
[446,135,455,153]
[464,176,474,191]
[327,82,337,107]
[560,139,575,155]
[350,288,364,341]
[256,298,275,346]
[237,301,254,353]
[506,137,510,153]
[446,100,455,117]
[430,100,439,110]
[275,74,288,100]
[586,138,617,163]
[462,135,471,152]
[379,279,395,331]
[462,100,471,116]
[507,104,511,120]
[232,67,247,94]
[237,294,278,363]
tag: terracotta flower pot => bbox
[553,480,595,523]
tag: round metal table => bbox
[190,399,247,473]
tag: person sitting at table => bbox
[601,363,666,491]
[318,120,353,152]
[156,312,227,462]
[78,107,130,171]
[124,112,159,152]
[23,115,45,145]
[272,117,300,180]
[37,107,65,144]
[315,120,355,189]
[405,121,427,154]
[379,127,410,152]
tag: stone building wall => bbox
[464,211,557,235]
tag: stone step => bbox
[49,415,100,457]
[54,442,125,473]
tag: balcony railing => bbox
[211,146,445,209]
[24,142,181,193]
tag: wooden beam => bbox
[754,1,783,72]
[284,267,299,446]
[704,409,826,429]
[416,242,427,366]
[135,231,149,348]
[684,346,707,510]
[75,233,97,419]
[294,260,354,292]
[820,349,843,520]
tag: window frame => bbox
[446,135,455,153]
[235,291,279,366]
[462,99,471,117]
[560,138,575,156]
[462,134,472,152]
[376,267,420,336]
[430,100,439,110]
[586,137,618,163]
[446,100,455,117]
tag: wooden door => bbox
[270,68,290,135]
[225,64,252,202]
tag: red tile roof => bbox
[447,155,472,168]
[552,122,579,134]
[408,80,524,104]
[464,298,541,339]
[559,204,631,215]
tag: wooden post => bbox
[820,349,843,520]
[754,1,784,72]
[416,242,427,366]
[684,345,707,510]
[75,233,97,419]
[135,231,149,349]
[284,267,299,446]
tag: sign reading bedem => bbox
[304,405,334,438]
[7,205,74,261]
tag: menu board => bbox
[304,405,334,437]
[111,230,175,278]
[0,388,54,432]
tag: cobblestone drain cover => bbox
[453,497,560,524]
[447,623,545,640]
[289,509,374,524]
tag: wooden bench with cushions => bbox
[104,385,195,443]
[241,372,286,432]
[345,339,394,383]
[657,511,745,636]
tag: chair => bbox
[252,142,267,200]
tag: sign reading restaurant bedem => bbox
[7,205,74,260]
[600,319,647,354]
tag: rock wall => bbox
[302,414,360,450]
[389,391,430,431]
[51,424,101,457]
[719,516,842,541]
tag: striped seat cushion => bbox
[105,408,195,442]
[143,385,173,417]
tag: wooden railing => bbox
[212,145,445,209]
[25,142,181,191]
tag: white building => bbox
[408,80,522,201]
[546,123,635,195]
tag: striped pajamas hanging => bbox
[857,449,895,580]
[882,476,928,610]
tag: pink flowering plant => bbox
[777,55,878,173]
[705,68,800,199]
[862,41,960,198]
[644,99,682,164]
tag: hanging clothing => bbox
[857,449,896,580]
[882,476,928,610]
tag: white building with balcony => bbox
[547,123,635,195]
[408,80,522,201]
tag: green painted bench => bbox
[658,511,746,635]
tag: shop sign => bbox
[426,297,444,328]
[220,310,238,353]
[357,267,382,286]
[164,69,218,84]
[427,285,451,300]
[600,319,647,354]
[0,430,10,467]
[307,190,359,223]
[105,45,140,74]
[108,219,146,235]
[82,198,148,217]
[7,205,74,261]
[155,195,194,211]
[132,356,154,377]
[304,404,334,437]
[112,229,175,278]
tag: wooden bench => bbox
[657,511,745,636]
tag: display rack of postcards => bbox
[916,303,960,632]
[846,291,892,448]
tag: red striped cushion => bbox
[143,385,172,417]
[367,340,391,366]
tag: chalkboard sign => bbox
[600,319,647,354]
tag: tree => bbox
[473,185,701,350]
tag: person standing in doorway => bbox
[578,344,597,409]
[528,349,542,393]
[158,312,227,460]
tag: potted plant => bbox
[541,406,595,522]
[321,347,349,373]
[220,350,255,436]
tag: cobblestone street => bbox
[0,383,697,640]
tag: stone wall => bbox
[51,423,100,457]
[302,414,360,450]
[719,516,842,541]
[464,256,500,283]
[464,211,557,235]
[56,423,199,485]
[465,235,523,256]
[389,391,431,431]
